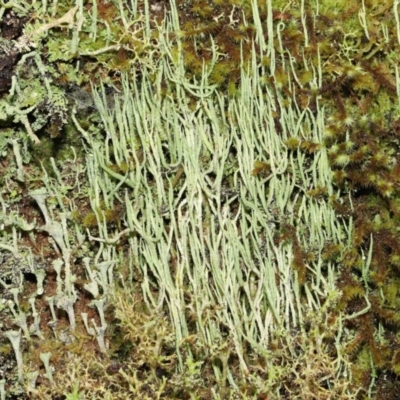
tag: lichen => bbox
[2,0,400,399]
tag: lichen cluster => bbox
[1,0,400,399]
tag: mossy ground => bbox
[1,1,400,399]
